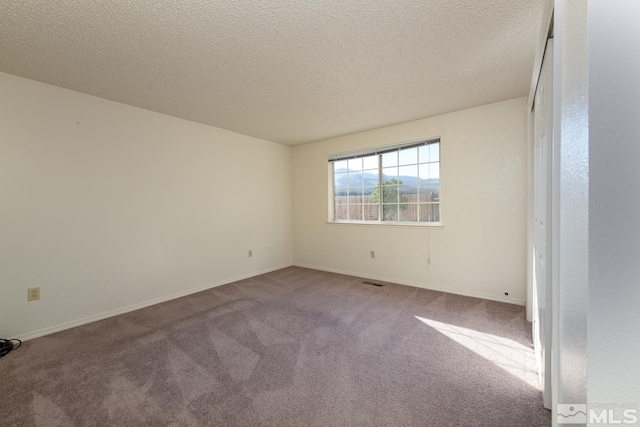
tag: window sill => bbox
[326,220,444,229]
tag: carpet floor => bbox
[1,267,550,426]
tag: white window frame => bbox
[327,137,443,228]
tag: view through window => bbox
[330,139,440,223]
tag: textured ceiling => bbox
[0,0,544,145]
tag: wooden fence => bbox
[334,194,439,222]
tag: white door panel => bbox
[532,39,553,410]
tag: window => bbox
[329,138,440,224]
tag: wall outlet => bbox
[28,287,40,301]
[268,247,272,254]
[248,249,253,257]
[370,250,376,259]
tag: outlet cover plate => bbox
[28,287,40,301]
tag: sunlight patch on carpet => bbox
[415,316,539,388]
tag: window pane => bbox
[362,155,378,170]
[382,167,398,181]
[334,172,348,187]
[419,167,436,185]
[399,165,418,187]
[418,191,436,202]
[429,143,440,162]
[419,181,439,202]
[429,163,440,179]
[399,203,418,221]
[334,203,348,220]
[364,204,379,220]
[398,147,418,166]
[363,187,376,203]
[347,172,363,187]
[383,204,398,221]
[401,186,418,203]
[419,163,440,182]
[362,169,379,186]
[349,204,363,220]
[334,160,348,172]
[349,188,364,204]
[418,163,429,179]
[382,185,399,203]
[382,151,397,168]
[419,203,440,222]
[418,145,429,163]
[348,158,362,171]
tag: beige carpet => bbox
[1,267,550,426]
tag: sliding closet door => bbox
[532,39,553,410]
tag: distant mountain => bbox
[334,168,439,195]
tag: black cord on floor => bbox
[0,338,22,359]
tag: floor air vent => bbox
[361,281,384,287]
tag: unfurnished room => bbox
[1,1,639,426]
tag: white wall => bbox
[292,97,528,304]
[0,72,293,340]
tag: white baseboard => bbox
[17,264,292,341]
[293,263,526,306]
[17,262,524,341]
